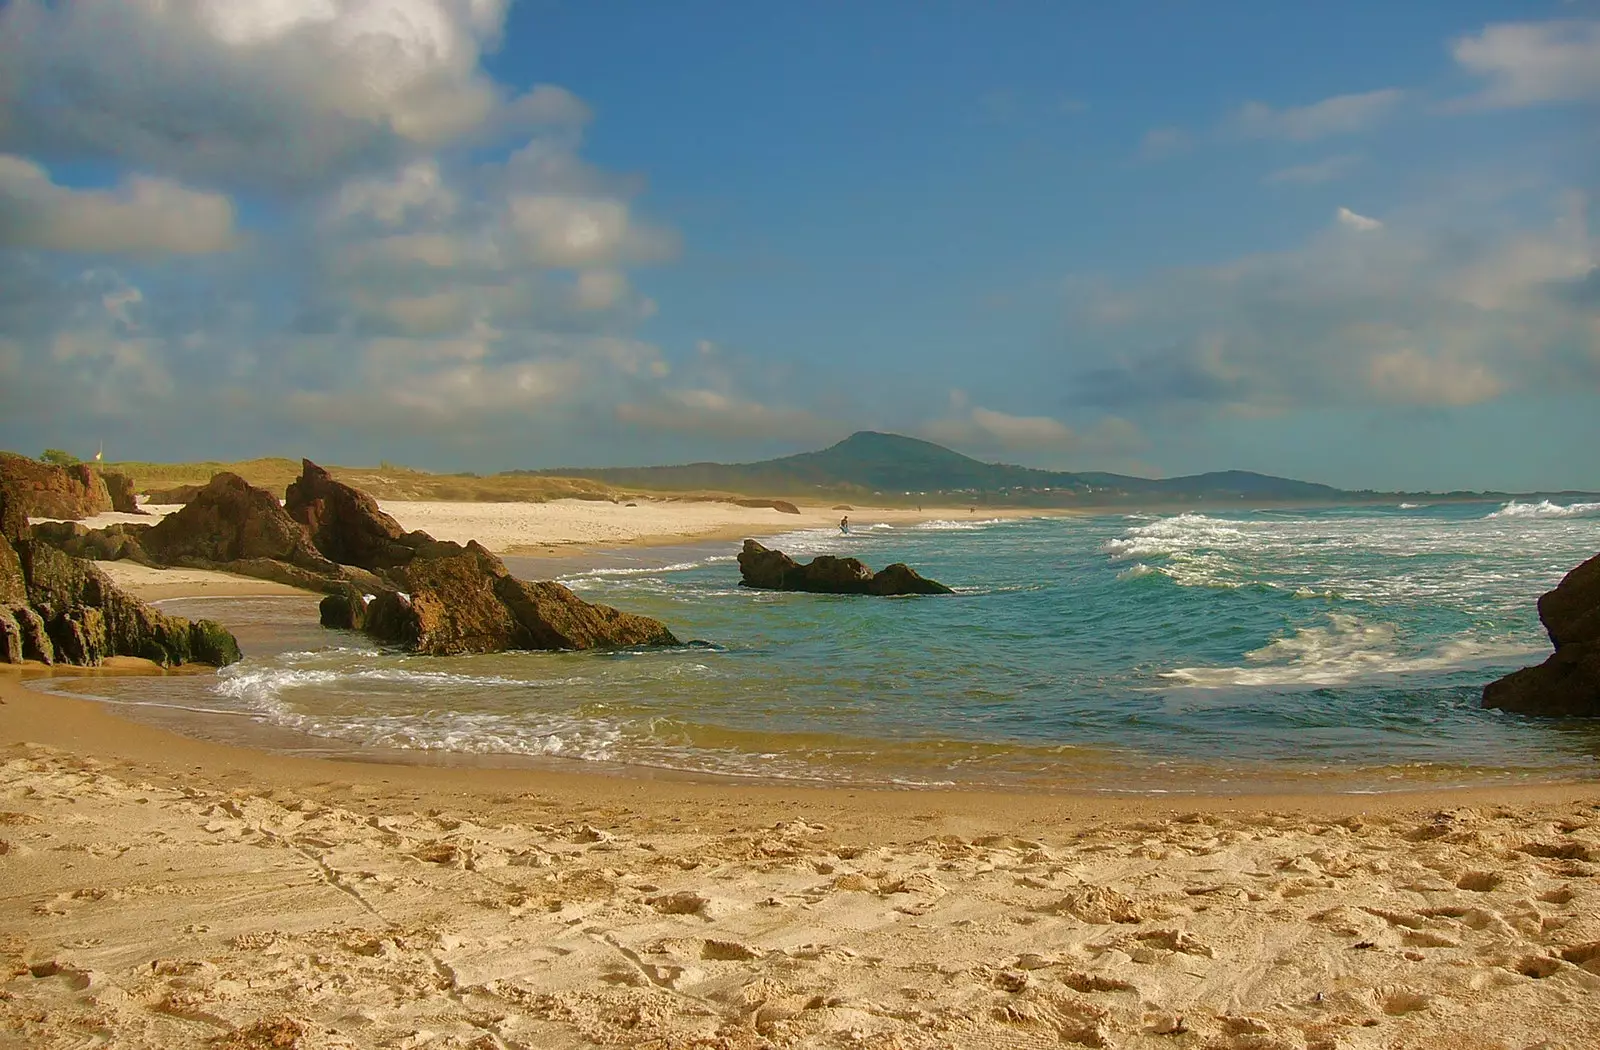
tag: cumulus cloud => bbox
[0,155,236,254]
[1452,20,1600,107]
[0,0,556,188]
[921,396,1146,461]
[1063,196,1597,415]
[1335,206,1383,232]
[1235,89,1404,140]
[615,389,834,443]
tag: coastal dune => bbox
[2,676,1596,1049]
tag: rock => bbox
[143,483,204,505]
[363,539,679,654]
[319,589,368,631]
[0,482,27,546]
[0,452,112,520]
[733,498,801,514]
[285,459,414,570]
[102,472,143,514]
[869,562,956,596]
[0,609,21,664]
[736,540,954,596]
[141,473,332,570]
[14,606,52,664]
[1485,551,1600,716]
[11,539,241,668]
[1539,551,1600,650]
[30,521,152,563]
[0,534,25,607]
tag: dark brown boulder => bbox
[285,459,414,570]
[102,472,144,514]
[0,452,113,520]
[0,610,20,664]
[0,534,24,607]
[1484,551,1600,716]
[144,483,204,505]
[870,562,957,596]
[0,480,27,546]
[736,539,954,596]
[361,538,679,655]
[1539,552,1600,650]
[141,473,331,570]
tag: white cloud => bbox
[922,400,1145,459]
[615,389,832,443]
[1235,89,1403,140]
[1452,20,1600,107]
[1063,193,1597,414]
[1367,347,1504,406]
[0,154,236,254]
[1336,206,1383,232]
[1264,154,1361,186]
[0,0,546,188]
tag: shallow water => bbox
[41,500,1600,793]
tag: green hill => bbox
[518,431,1355,505]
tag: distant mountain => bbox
[516,431,1358,506]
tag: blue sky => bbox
[0,1,1596,491]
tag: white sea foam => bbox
[1161,614,1539,689]
[1398,503,1422,510]
[1486,499,1600,519]
[1117,563,1157,580]
[915,518,1005,530]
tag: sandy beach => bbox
[60,498,1033,558]
[3,505,1598,1049]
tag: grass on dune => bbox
[102,459,630,503]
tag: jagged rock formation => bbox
[0,452,113,520]
[0,483,240,668]
[1484,551,1600,716]
[34,460,680,656]
[285,460,419,571]
[289,460,678,654]
[143,484,204,505]
[736,539,954,596]
[102,472,143,514]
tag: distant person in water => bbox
[839,516,850,534]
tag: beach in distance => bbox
[4,494,1600,1049]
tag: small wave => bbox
[1398,503,1422,510]
[1117,563,1158,581]
[869,523,895,531]
[214,665,590,707]
[915,518,1005,530]
[1161,614,1539,689]
[1486,499,1600,519]
[560,560,704,582]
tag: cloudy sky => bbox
[0,1,1596,490]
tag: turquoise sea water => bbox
[45,499,1600,793]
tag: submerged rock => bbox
[1484,550,1600,716]
[736,539,954,596]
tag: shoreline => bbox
[5,673,1599,1048]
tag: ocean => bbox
[41,499,1600,794]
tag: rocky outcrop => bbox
[143,484,204,505]
[0,452,113,520]
[102,472,143,514]
[736,539,954,596]
[24,460,680,656]
[0,477,241,668]
[140,473,329,568]
[1484,551,1600,716]
[284,461,679,653]
[285,459,417,570]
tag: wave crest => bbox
[1486,500,1600,519]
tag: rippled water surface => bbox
[48,500,1600,792]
